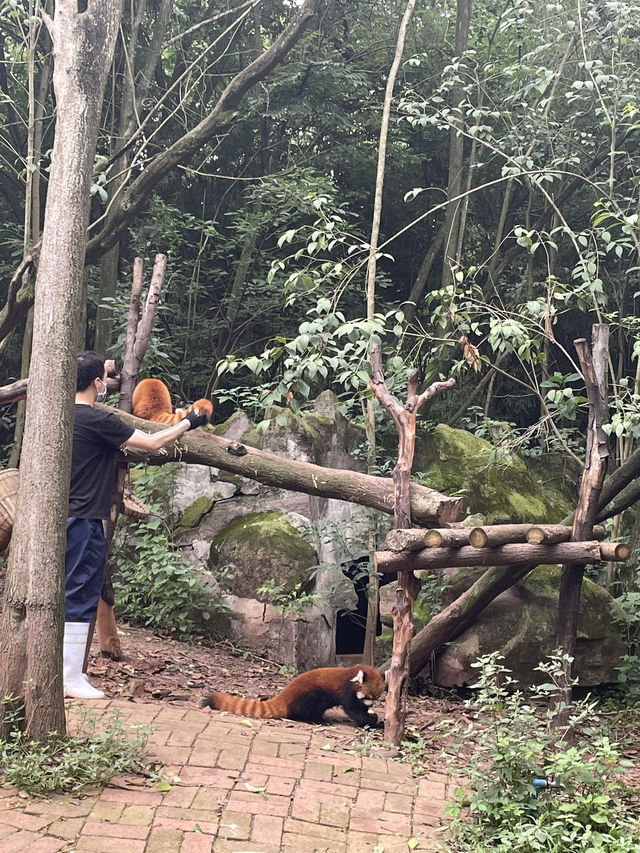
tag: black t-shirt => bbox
[69,405,134,520]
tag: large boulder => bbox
[413,424,575,523]
[432,566,625,687]
[208,509,317,602]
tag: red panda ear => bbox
[350,670,365,685]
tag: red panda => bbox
[202,665,386,727]
[132,378,213,425]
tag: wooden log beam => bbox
[527,523,605,544]
[0,378,28,405]
[383,523,607,552]
[383,527,469,551]
[374,540,608,573]
[599,541,631,562]
[108,407,464,526]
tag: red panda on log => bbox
[132,378,213,425]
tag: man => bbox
[64,351,209,699]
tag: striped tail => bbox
[202,691,283,719]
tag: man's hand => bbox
[183,409,208,430]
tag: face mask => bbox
[96,379,107,403]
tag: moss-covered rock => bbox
[414,424,572,523]
[208,510,318,602]
[434,565,625,687]
[175,495,215,532]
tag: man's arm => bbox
[123,419,191,453]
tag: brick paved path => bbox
[0,699,450,852]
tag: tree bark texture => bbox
[0,0,122,739]
[110,408,463,525]
[555,326,609,706]
[369,344,455,745]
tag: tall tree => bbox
[0,0,122,738]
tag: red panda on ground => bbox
[132,378,213,425]
[202,665,386,727]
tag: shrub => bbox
[111,466,230,639]
[440,652,640,852]
[0,704,155,794]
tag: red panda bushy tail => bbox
[202,691,286,719]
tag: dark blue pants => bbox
[65,517,106,622]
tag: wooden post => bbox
[369,344,454,745]
[555,324,609,715]
[95,255,167,659]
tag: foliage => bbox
[0,704,154,794]
[111,466,229,639]
[614,572,640,699]
[255,578,320,620]
[438,653,640,852]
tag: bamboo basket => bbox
[0,468,19,555]
[122,488,150,520]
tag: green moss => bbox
[414,424,572,523]
[175,495,215,531]
[209,510,317,601]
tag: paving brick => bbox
[145,828,184,853]
[249,738,279,757]
[118,804,156,826]
[21,838,67,853]
[290,795,321,822]
[87,803,125,822]
[217,809,252,840]
[212,840,281,853]
[0,830,41,853]
[281,831,346,852]
[251,813,284,846]
[0,810,53,832]
[81,820,150,839]
[349,813,412,835]
[318,801,350,829]
[153,816,218,834]
[179,831,214,853]
[296,778,359,800]
[226,792,290,817]
[150,746,191,765]
[186,748,220,767]
[74,838,147,853]
[385,791,413,813]
[344,829,380,851]
[283,817,349,843]
[44,816,84,841]
[264,774,296,796]
[177,766,237,787]
[159,785,199,808]
[24,798,97,818]
[216,748,249,770]
[190,787,230,811]
[303,761,334,781]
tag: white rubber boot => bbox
[63,622,105,699]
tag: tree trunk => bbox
[0,0,122,739]
[555,326,609,712]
